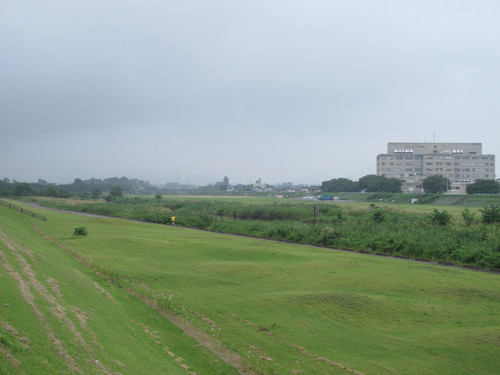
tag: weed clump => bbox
[73,226,88,236]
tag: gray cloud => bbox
[1,0,499,185]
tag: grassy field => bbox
[0,204,240,375]
[2,200,499,374]
[29,196,500,269]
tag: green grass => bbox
[0,205,239,375]
[4,201,498,374]
[28,196,500,269]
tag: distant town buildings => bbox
[377,142,496,193]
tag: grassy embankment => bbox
[3,200,499,374]
[0,204,239,375]
[30,196,500,270]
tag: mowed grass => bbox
[0,205,239,375]
[20,202,500,375]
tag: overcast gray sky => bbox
[1,0,499,186]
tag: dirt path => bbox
[30,220,256,375]
[0,229,82,373]
[0,229,114,374]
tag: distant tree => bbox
[358,175,402,193]
[0,179,12,196]
[91,188,102,199]
[466,179,499,194]
[13,182,34,196]
[321,178,359,192]
[422,175,450,194]
[213,176,230,191]
[109,186,123,199]
[42,184,72,198]
[43,185,60,197]
[221,176,230,191]
[57,188,72,198]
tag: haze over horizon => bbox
[1,1,499,186]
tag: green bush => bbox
[372,208,385,223]
[461,208,475,226]
[73,226,88,236]
[430,209,452,226]
[480,204,500,224]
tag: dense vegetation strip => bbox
[27,197,500,270]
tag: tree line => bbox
[322,174,499,194]
[0,177,156,198]
[321,175,405,193]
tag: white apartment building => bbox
[377,142,496,193]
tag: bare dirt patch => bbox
[290,343,365,375]
[0,229,115,374]
[0,233,80,373]
[33,222,253,375]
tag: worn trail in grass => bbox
[15,201,499,375]
[0,205,239,375]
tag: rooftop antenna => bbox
[433,132,436,142]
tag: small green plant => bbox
[461,208,475,226]
[480,204,500,224]
[372,208,385,223]
[73,226,88,236]
[430,209,451,226]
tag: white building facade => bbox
[377,142,496,193]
